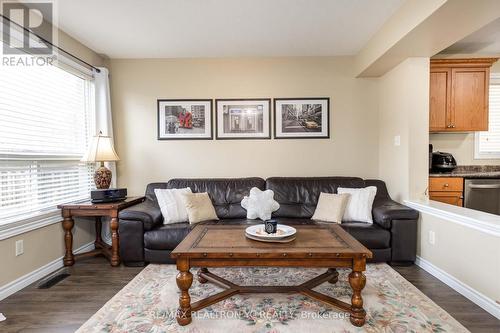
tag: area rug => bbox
[76,264,469,333]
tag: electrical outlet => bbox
[394,135,401,146]
[428,231,435,245]
[15,239,24,256]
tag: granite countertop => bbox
[429,165,500,178]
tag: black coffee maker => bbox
[431,150,457,173]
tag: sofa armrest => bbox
[372,199,419,229]
[119,199,163,231]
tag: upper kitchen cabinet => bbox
[429,58,498,132]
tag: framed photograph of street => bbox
[274,98,330,139]
[157,99,213,140]
[215,99,271,139]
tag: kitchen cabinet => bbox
[429,58,497,132]
[429,177,463,207]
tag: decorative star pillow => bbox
[241,187,280,221]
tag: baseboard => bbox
[0,241,95,301]
[415,256,500,319]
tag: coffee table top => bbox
[171,224,372,260]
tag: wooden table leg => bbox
[197,268,208,284]
[349,258,367,326]
[328,268,339,284]
[110,217,120,267]
[62,214,75,266]
[95,216,102,247]
[176,259,193,325]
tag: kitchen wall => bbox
[109,57,380,195]
[0,30,103,293]
[429,60,500,166]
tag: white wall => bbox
[109,57,380,195]
[378,58,430,201]
[416,209,500,312]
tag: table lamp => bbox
[82,131,120,189]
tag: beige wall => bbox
[417,212,500,303]
[109,57,380,195]
[429,61,500,165]
[0,29,104,291]
[378,58,430,201]
[0,221,94,286]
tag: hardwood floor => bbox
[393,265,500,333]
[0,257,498,332]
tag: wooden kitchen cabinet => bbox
[429,177,464,207]
[429,58,497,132]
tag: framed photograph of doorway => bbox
[215,99,271,139]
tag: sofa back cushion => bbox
[266,177,366,218]
[146,178,266,219]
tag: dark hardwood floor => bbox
[0,257,498,332]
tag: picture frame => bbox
[215,99,271,139]
[157,99,213,140]
[274,98,330,139]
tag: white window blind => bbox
[475,74,500,159]
[0,64,95,225]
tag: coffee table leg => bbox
[176,259,193,325]
[197,268,208,284]
[348,268,367,326]
[328,268,339,284]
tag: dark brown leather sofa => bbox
[119,177,419,266]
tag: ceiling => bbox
[439,18,500,55]
[56,0,404,59]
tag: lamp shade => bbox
[81,133,120,162]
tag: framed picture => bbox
[157,99,213,140]
[215,99,271,139]
[274,98,330,139]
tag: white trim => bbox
[0,212,61,241]
[415,256,500,319]
[404,199,500,237]
[0,241,95,301]
[0,198,91,241]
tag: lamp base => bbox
[94,165,112,189]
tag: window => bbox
[475,74,500,159]
[0,64,95,226]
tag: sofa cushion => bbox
[143,217,389,254]
[266,177,366,218]
[145,178,266,219]
[144,222,193,250]
[340,222,390,249]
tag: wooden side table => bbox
[57,196,145,267]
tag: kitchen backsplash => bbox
[430,133,500,166]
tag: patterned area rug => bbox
[77,264,469,333]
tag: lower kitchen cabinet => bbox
[429,177,464,207]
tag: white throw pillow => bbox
[154,187,192,224]
[311,192,350,223]
[241,187,280,221]
[337,186,377,223]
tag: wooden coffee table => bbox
[171,224,372,327]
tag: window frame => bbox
[474,73,500,159]
[0,54,96,239]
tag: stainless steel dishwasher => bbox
[464,179,500,215]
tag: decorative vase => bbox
[94,165,112,189]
